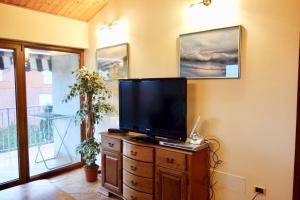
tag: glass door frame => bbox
[0,41,28,190]
[0,39,85,190]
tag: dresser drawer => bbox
[123,184,153,200]
[102,135,121,153]
[123,141,153,162]
[123,156,153,178]
[156,148,186,171]
[123,169,153,194]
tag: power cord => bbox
[202,137,259,200]
[251,192,259,200]
[203,137,223,200]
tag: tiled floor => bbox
[49,168,119,200]
[0,143,79,183]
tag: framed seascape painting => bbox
[179,26,241,79]
[96,43,129,80]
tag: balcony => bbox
[0,105,79,183]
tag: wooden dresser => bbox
[100,133,209,200]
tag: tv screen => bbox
[119,78,187,141]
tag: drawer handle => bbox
[130,165,137,171]
[131,180,138,186]
[108,142,114,148]
[166,157,175,164]
[130,150,137,156]
[130,195,137,200]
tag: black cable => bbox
[251,193,259,200]
[204,137,223,200]
[205,138,261,200]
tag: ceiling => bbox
[0,0,108,21]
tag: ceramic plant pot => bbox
[84,164,99,182]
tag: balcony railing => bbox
[0,105,54,152]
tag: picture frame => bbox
[96,43,129,80]
[179,26,241,79]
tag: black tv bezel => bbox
[119,77,187,141]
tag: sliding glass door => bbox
[0,47,19,184]
[0,40,84,188]
[24,48,82,176]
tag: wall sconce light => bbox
[187,0,212,26]
[190,0,212,7]
[99,21,120,31]
[98,20,128,48]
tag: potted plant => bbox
[63,67,114,182]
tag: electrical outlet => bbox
[254,186,266,195]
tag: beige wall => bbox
[0,3,88,48]
[87,0,300,199]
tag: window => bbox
[0,56,4,70]
[26,47,81,176]
[0,41,83,188]
[42,70,52,84]
[0,46,19,184]
[36,58,43,71]
[38,94,52,106]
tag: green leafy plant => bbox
[63,67,114,166]
[75,137,100,166]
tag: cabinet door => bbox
[101,150,122,194]
[156,166,186,200]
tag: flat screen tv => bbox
[119,77,187,141]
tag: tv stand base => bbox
[128,135,159,144]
